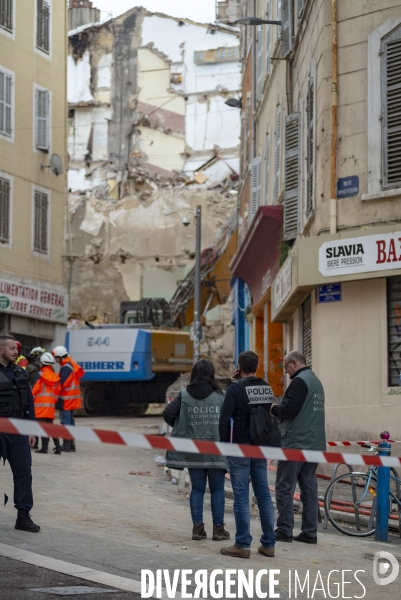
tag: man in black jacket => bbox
[0,335,40,532]
[219,351,275,559]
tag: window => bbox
[35,88,49,151]
[273,105,282,203]
[264,133,270,204]
[298,0,305,18]
[302,295,312,368]
[282,0,293,58]
[284,112,301,240]
[33,190,49,254]
[194,47,239,64]
[387,276,401,386]
[36,0,50,54]
[381,25,401,189]
[256,25,263,99]
[0,69,12,137]
[0,175,10,244]
[306,77,314,217]
[0,0,13,33]
[250,155,261,222]
[266,0,272,74]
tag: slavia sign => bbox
[319,231,401,277]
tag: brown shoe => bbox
[213,524,230,541]
[258,545,275,557]
[220,545,250,559]
[192,523,207,540]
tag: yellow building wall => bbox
[0,1,67,286]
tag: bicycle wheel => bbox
[324,472,390,537]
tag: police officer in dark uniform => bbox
[0,335,40,532]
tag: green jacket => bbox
[166,388,228,470]
[279,368,326,451]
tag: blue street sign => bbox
[337,175,359,198]
[318,284,342,303]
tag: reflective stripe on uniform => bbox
[35,403,55,408]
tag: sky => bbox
[94,0,216,24]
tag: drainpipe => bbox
[330,0,338,235]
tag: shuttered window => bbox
[282,0,293,58]
[256,26,263,100]
[277,0,282,40]
[381,25,401,189]
[284,113,301,240]
[306,77,314,217]
[0,0,13,32]
[33,191,48,254]
[298,0,305,18]
[0,70,12,137]
[0,176,10,244]
[302,295,312,368]
[250,155,261,222]
[387,276,401,386]
[266,0,272,74]
[35,89,49,150]
[273,105,282,203]
[36,0,50,53]
[265,133,270,204]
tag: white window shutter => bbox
[250,155,261,222]
[306,77,314,217]
[298,0,305,18]
[281,0,293,58]
[36,89,49,150]
[264,133,270,204]
[256,26,263,99]
[284,113,301,240]
[0,71,12,136]
[266,0,272,73]
[273,105,282,203]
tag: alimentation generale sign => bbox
[319,231,401,277]
[0,278,68,323]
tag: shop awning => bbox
[230,205,282,307]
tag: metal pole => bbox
[194,205,202,363]
[375,431,391,542]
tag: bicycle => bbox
[324,444,401,537]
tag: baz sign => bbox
[319,232,401,277]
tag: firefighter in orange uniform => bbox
[15,341,29,369]
[32,352,62,455]
[51,345,84,453]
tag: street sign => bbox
[337,176,359,198]
[318,284,342,303]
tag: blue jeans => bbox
[188,468,226,526]
[59,410,75,426]
[228,457,276,549]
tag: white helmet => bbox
[31,346,45,358]
[41,352,55,366]
[52,345,68,358]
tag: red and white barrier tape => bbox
[327,440,399,446]
[0,418,400,468]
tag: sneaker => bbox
[275,529,292,543]
[220,545,250,559]
[15,510,40,533]
[192,523,207,540]
[212,524,230,541]
[293,532,317,545]
[258,545,275,557]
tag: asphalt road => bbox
[0,414,400,599]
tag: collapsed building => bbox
[66,5,241,372]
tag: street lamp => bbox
[235,17,281,26]
[182,206,202,364]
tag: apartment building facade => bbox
[232,0,401,439]
[0,0,68,352]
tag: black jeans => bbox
[275,461,318,538]
[0,434,33,511]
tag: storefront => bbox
[271,225,401,439]
[230,206,284,398]
[0,273,68,356]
